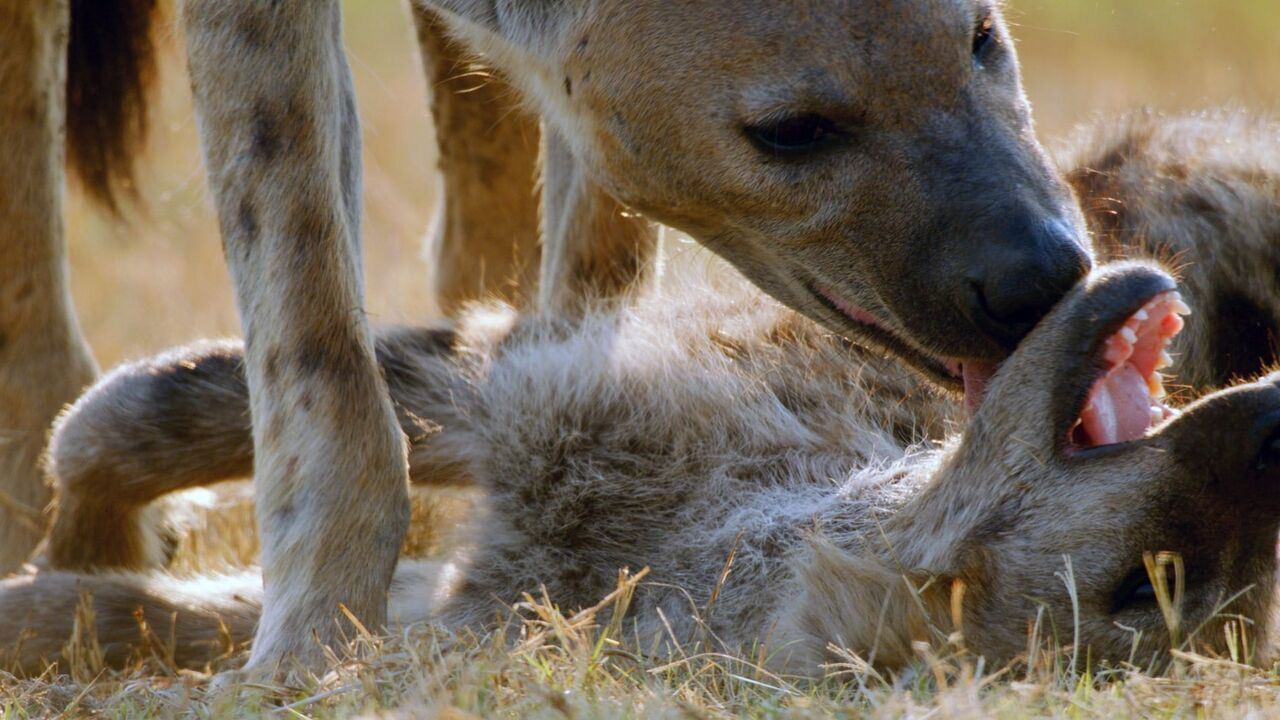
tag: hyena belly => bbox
[434,289,953,647]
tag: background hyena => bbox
[1061,113,1280,391]
[3,263,1280,677]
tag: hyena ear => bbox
[414,0,578,63]
[414,0,581,123]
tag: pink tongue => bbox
[963,362,999,416]
[1079,362,1151,446]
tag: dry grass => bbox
[6,0,1280,717]
[6,560,1280,718]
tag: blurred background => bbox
[69,0,1280,367]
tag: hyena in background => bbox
[2,0,1099,675]
[0,0,155,588]
[1062,113,1280,390]
[4,263,1280,675]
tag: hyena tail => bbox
[0,569,262,675]
[0,561,445,675]
[67,0,160,210]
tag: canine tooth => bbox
[1171,295,1192,315]
[1147,374,1167,399]
[1120,327,1139,344]
[1151,406,1165,426]
[1156,350,1174,370]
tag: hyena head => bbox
[898,263,1280,667]
[421,0,1093,403]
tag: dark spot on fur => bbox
[0,329,8,354]
[292,329,367,383]
[577,36,589,52]
[286,456,299,475]
[264,414,285,446]
[285,202,343,271]
[264,350,281,383]
[564,76,573,96]
[235,198,258,259]
[300,392,314,411]
[250,105,281,160]
[1180,191,1222,224]
[14,281,33,303]
[1207,291,1279,385]
[233,7,278,51]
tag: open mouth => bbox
[810,279,1192,444]
[810,283,998,414]
[1070,291,1191,448]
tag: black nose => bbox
[967,215,1091,349]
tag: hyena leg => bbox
[411,4,542,315]
[44,328,473,572]
[182,1,410,674]
[414,4,655,315]
[538,128,659,314]
[0,0,98,576]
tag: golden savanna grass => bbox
[5,1,1280,716]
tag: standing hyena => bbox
[4,264,1280,675]
[3,0,1100,675]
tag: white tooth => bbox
[1151,406,1164,426]
[1156,351,1174,370]
[1134,309,1150,323]
[1121,327,1139,344]
[1171,295,1192,315]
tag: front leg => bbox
[181,1,409,674]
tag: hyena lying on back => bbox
[4,263,1280,674]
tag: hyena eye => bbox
[972,16,999,64]
[1110,565,1178,614]
[745,114,839,157]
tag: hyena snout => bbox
[962,212,1092,350]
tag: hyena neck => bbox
[765,455,959,673]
